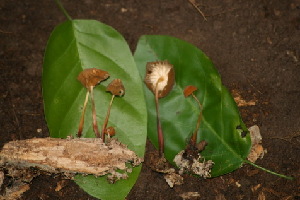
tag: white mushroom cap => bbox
[144,61,175,98]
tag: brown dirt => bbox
[1,0,299,199]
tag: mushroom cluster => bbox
[77,68,109,138]
[76,68,125,142]
[101,79,125,141]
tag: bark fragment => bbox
[0,137,142,177]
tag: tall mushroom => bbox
[101,79,125,142]
[183,85,203,146]
[77,68,110,138]
[144,60,175,157]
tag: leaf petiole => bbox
[54,0,72,21]
[243,159,294,180]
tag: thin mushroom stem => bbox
[90,86,100,138]
[101,95,115,142]
[77,91,90,137]
[155,80,164,157]
[191,93,203,146]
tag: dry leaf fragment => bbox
[179,192,201,200]
[247,125,266,163]
[235,181,241,187]
[107,171,129,184]
[148,152,183,188]
[232,89,256,107]
[164,173,183,188]
[251,184,262,192]
[2,182,30,200]
[258,191,266,200]
[55,180,68,192]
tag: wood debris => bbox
[0,182,30,200]
[0,171,3,187]
[147,151,184,188]
[0,137,143,177]
[258,191,266,200]
[179,191,201,200]
[55,180,68,192]
[164,172,184,188]
[174,150,213,178]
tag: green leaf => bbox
[74,166,141,200]
[134,35,251,177]
[43,20,147,200]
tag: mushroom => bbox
[183,85,203,146]
[144,60,175,157]
[77,68,110,138]
[104,126,116,139]
[101,79,125,142]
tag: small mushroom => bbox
[183,85,203,146]
[144,60,175,157]
[77,68,110,138]
[101,79,125,142]
[104,126,116,139]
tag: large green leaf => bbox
[42,20,147,200]
[134,35,251,177]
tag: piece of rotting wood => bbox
[0,137,142,176]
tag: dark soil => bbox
[1,0,299,199]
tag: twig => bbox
[0,29,13,34]
[54,0,72,21]
[187,0,207,21]
[207,7,239,17]
[268,132,300,148]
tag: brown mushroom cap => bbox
[77,68,110,89]
[144,60,175,98]
[183,85,198,97]
[106,79,125,96]
[105,126,116,136]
